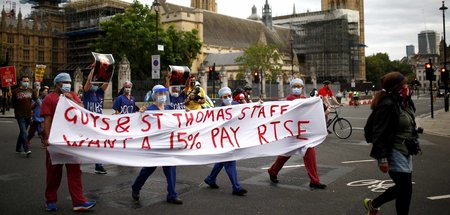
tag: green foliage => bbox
[366,53,413,84]
[235,42,282,82]
[94,0,202,80]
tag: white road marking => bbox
[341,159,375,164]
[0,121,14,124]
[427,194,450,200]
[261,164,304,170]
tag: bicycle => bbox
[346,179,395,193]
[326,106,352,139]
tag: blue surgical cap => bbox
[289,78,304,87]
[53,73,71,85]
[218,87,231,97]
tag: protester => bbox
[244,85,253,103]
[363,72,418,215]
[113,81,137,114]
[131,85,183,204]
[27,86,48,149]
[203,87,248,196]
[267,79,327,190]
[41,73,96,211]
[83,68,109,174]
[11,75,36,156]
[353,90,360,107]
[183,75,206,110]
[336,90,343,104]
[233,92,247,104]
[165,73,187,110]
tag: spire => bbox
[247,5,261,21]
[293,3,296,15]
[262,0,272,29]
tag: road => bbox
[0,98,449,215]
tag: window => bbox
[38,51,45,62]
[23,50,30,61]
[38,37,45,46]
[6,48,13,61]
[52,40,58,49]
[7,34,14,44]
[52,51,58,63]
[23,36,30,45]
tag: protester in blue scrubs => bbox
[83,68,109,174]
[131,85,182,204]
[113,81,137,114]
[203,87,248,196]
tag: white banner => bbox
[48,97,327,167]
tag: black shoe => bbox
[167,198,183,205]
[309,183,327,189]
[131,191,140,201]
[95,166,107,175]
[268,170,279,183]
[232,188,248,196]
[204,179,219,189]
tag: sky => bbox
[11,0,448,60]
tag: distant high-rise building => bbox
[406,45,415,57]
[418,30,440,55]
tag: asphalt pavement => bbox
[1,98,449,215]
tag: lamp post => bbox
[440,1,449,112]
[290,35,294,77]
[152,0,161,50]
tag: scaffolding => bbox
[63,0,128,72]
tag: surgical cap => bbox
[53,73,71,85]
[289,78,304,87]
[218,87,231,97]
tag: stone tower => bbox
[191,0,217,12]
[322,0,366,81]
[262,0,272,29]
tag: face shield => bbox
[152,87,170,106]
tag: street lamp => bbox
[152,0,161,50]
[440,0,449,112]
[290,35,294,77]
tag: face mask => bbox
[171,92,179,98]
[22,82,29,88]
[42,91,48,96]
[292,88,302,95]
[61,83,71,93]
[400,86,412,98]
[124,88,131,94]
[90,85,99,92]
[157,95,167,104]
[222,98,232,106]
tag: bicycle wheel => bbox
[333,118,352,139]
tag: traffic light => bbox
[442,67,449,81]
[208,64,219,81]
[253,71,259,83]
[425,62,434,81]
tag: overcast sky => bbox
[12,0,448,60]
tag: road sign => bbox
[152,55,160,79]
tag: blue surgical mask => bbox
[157,95,167,104]
[61,83,71,93]
[22,82,29,88]
[90,85,99,92]
[222,98,232,106]
[171,92,179,98]
[292,88,302,95]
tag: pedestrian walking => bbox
[83,68,109,174]
[27,86,48,149]
[267,79,327,190]
[131,85,183,204]
[363,72,418,215]
[11,75,36,156]
[113,81,137,114]
[41,73,96,212]
[203,87,248,196]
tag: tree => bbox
[235,42,282,82]
[94,1,202,80]
[365,53,413,84]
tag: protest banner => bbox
[169,65,190,85]
[48,97,327,167]
[91,52,115,83]
[1,66,16,88]
[34,64,46,82]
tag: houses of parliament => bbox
[0,0,365,83]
